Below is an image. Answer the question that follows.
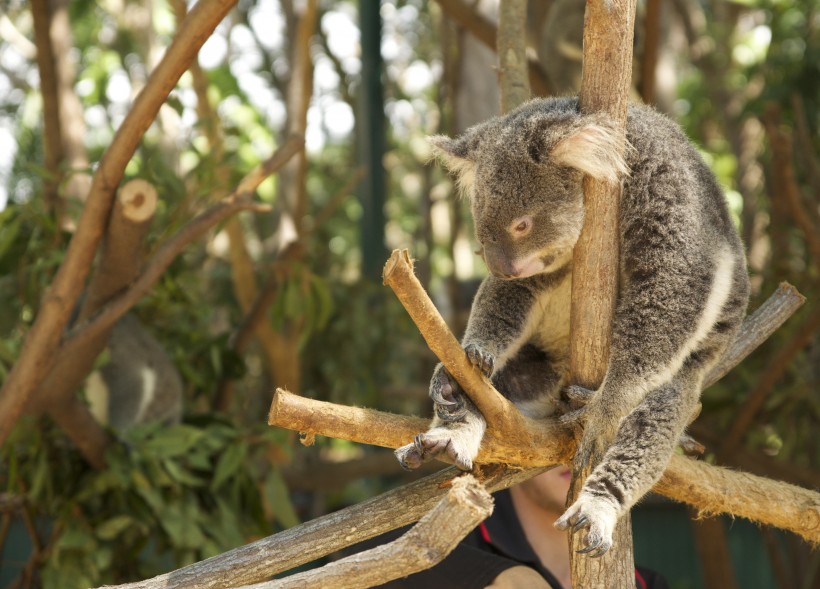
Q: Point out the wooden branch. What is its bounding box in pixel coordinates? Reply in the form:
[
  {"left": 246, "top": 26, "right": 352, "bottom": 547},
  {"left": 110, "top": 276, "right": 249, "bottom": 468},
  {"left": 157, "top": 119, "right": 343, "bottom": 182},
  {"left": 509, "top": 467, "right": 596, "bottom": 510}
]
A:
[
  {"left": 105, "top": 272, "right": 816, "bottom": 589},
  {"left": 761, "top": 104, "right": 820, "bottom": 266},
  {"left": 61, "top": 137, "right": 303, "bottom": 356},
  {"left": 81, "top": 179, "right": 158, "bottom": 317},
  {"left": 433, "top": 0, "right": 553, "bottom": 96},
  {"left": 381, "top": 251, "right": 571, "bottom": 463},
  {"left": 704, "top": 282, "right": 805, "bottom": 387},
  {"left": 25, "top": 180, "right": 158, "bottom": 467},
  {"left": 790, "top": 94, "right": 820, "bottom": 198},
  {"left": 279, "top": 262, "right": 797, "bottom": 450},
  {"left": 51, "top": 0, "right": 91, "bottom": 204},
  {"left": 270, "top": 391, "right": 820, "bottom": 543},
  {"left": 719, "top": 303, "right": 820, "bottom": 459},
  {"left": 31, "top": 0, "right": 65, "bottom": 214},
  {"left": 639, "top": 0, "right": 661, "bottom": 105},
  {"left": 247, "top": 475, "right": 493, "bottom": 589},
  {"left": 571, "top": 0, "right": 637, "bottom": 583},
  {"left": 497, "top": 0, "right": 530, "bottom": 112},
  {"left": 0, "top": 0, "right": 237, "bottom": 448},
  {"left": 96, "top": 466, "right": 541, "bottom": 589}
]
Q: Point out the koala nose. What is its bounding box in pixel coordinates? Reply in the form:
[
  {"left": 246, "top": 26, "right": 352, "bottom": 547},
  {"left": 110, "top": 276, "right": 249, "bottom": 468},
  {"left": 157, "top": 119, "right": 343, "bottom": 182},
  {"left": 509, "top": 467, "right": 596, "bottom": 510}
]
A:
[{"left": 483, "top": 244, "right": 518, "bottom": 278}]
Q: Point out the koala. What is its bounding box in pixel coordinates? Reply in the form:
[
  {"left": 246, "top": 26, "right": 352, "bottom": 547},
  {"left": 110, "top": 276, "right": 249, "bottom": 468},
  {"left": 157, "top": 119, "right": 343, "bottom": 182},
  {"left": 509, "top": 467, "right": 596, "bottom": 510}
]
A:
[{"left": 395, "top": 97, "right": 750, "bottom": 556}]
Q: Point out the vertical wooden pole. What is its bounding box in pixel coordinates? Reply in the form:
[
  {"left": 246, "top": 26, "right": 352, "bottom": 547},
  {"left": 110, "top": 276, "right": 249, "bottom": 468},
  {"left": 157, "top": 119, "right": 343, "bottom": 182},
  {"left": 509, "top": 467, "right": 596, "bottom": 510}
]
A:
[
  {"left": 497, "top": 0, "right": 531, "bottom": 113},
  {"left": 569, "top": 0, "right": 637, "bottom": 587}
]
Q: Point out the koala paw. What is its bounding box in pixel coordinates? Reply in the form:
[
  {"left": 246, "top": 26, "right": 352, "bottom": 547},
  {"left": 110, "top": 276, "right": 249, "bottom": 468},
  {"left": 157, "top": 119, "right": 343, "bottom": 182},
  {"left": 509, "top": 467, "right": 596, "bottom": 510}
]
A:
[
  {"left": 464, "top": 343, "right": 494, "bottom": 377},
  {"left": 562, "top": 384, "right": 595, "bottom": 407},
  {"left": 558, "top": 385, "right": 595, "bottom": 427},
  {"left": 555, "top": 495, "right": 618, "bottom": 558},
  {"left": 394, "top": 425, "right": 481, "bottom": 471},
  {"left": 429, "top": 365, "right": 468, "bottom": 422}
]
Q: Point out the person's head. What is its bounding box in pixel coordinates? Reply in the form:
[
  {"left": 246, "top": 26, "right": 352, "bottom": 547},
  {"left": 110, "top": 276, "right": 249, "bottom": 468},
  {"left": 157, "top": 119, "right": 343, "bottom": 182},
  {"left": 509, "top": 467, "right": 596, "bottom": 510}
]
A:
[{"left": 514, "top": 465, "right": 572, "bottom": 514}]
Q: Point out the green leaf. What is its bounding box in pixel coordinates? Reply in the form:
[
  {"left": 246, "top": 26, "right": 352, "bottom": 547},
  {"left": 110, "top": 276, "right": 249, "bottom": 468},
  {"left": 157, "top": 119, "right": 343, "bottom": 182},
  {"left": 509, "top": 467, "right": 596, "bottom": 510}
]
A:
[
  {"left": 96, "top": 515, "right": 137, "bottom": 540},
  {"left": 157, "top": 503, "right": 206, "bottom": 549},
  {"left": 264, "top": 468, "right": 300, "bottom": 529},
  {"left": 0, "top": 209, "right": 21, "bottom": 261},
  {"left": 56, "top": 526, "right": 97, "bottom": 551},
  {"left": 142, "top": 425, "right": 205, "bottom": 458},
  {"left": 163, "top": 459, "right": 206, "bottom": 487},
  {"left": 211, "top": 441, "right": 247, "bottom": 491}
]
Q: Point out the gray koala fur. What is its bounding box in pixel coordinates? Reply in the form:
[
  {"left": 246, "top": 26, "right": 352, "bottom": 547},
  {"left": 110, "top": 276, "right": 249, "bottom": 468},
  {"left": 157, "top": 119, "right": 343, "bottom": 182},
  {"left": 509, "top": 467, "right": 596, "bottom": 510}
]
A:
[{"left": 394, "top": 97, "right": 750, "bottom": 556}]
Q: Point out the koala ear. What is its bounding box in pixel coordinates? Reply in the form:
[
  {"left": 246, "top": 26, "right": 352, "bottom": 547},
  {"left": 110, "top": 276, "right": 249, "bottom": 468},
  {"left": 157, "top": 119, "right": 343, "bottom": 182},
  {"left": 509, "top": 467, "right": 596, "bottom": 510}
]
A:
[
  {"left": 550, "top": 123, "right": 631, "bottom": 183},
  {"left": 428, "top": 134, "right": 478, "bottom": 195}
]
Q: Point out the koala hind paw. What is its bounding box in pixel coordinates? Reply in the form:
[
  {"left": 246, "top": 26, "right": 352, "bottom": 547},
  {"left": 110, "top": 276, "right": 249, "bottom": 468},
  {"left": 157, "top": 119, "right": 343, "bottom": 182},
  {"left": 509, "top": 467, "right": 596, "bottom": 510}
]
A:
[
  {"left": 429, "top": 368, "right": 468, "bottom": 422},
  {"left": 554, "top": 495, "right": 618, "bottom": 558},
  {"left": 394, "top": 427, "right": 479, "bottom": 471}
]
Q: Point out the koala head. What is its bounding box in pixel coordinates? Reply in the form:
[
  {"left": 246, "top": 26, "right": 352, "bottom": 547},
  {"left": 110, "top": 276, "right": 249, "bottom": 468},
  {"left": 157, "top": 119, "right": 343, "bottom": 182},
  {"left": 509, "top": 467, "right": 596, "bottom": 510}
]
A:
[{"left": 430, "top": 99, "right": 629, "bottom": 279}]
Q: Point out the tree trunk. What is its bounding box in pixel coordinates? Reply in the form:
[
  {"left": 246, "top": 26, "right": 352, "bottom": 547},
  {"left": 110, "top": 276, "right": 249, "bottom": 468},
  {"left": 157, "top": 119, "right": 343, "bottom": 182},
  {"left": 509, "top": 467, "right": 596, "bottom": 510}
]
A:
[{"left": 568, "top": 0, "right": 637, "bottom": 586}]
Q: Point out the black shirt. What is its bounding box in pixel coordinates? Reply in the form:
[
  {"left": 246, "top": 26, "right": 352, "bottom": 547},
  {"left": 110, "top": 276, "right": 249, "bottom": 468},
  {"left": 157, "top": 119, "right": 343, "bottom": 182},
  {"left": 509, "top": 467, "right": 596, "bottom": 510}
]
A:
[{"left": 369, "top": 489, "right": 669, "bottom": 589}]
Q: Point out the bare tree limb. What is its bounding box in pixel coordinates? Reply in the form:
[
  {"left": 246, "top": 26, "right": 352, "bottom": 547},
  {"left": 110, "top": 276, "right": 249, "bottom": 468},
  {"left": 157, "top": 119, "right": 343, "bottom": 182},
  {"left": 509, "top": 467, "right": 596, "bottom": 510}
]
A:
[
  {"left": 382, "top": 251, "right": 570, "bottom": 462},
  {"left": 497, "top": 0, "right": 530, "bottom": 112},
  {"left": 0, "top": 0, "right": 238, "bottom": 448},
  {"left": 51, "top": 0, "right": 91, "bottom": 204},
  {"left": 705, "top": 282, "right": 805, "bottom": 387},
  {"left": 761, "top": 104, "right": 820, "bottom": 266},
  {"left": 639, "top": 0, "right": 661, "bottom": 104},
  {"left": 25, "top": 180, "right": 158, "bottom": 467},
  {"left": 31, "top": 0, "right": 65, "bottom": 214},
  {"left": 569, "top": 0, "right": 638, "bottom": 583},
  {"left": 719, "top": 303, "right": 820, "bottom": 460},
  {"left": 245, "top": 475, "right": 494, "bottom": 589}
]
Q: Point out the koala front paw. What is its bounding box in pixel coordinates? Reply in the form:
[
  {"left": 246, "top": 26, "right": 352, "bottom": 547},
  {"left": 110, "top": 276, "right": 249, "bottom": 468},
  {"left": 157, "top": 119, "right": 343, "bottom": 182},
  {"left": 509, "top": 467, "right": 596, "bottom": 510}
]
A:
[
  {"left": 558, "top": 385, "right": 595, "bottom": 428},
  {"left": 554, "top": 494, "right": 618, "bottom": 558},
  {"left": 570, "top": 403, "right": 620, "bottom": 471},
  {"left": 429, "top": 365, "right": 468, "bottom": 422},
  {"left": 394, "top": 425, "right": 481, "bottom": 471},
  {"left": 464, "top": 343, "right": 494, "bottom": 377}
]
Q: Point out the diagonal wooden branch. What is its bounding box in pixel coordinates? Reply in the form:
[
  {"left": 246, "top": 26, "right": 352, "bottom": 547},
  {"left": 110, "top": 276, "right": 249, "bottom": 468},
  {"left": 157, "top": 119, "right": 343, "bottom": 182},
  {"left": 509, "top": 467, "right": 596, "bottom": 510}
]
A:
[
  {"left": 26, "top": 180, "right": 159, "bottom": 468},
  {"left": 243, "top": 475, "right": 494, "bottom": 589},
  {"left": 97, "top": 465, "right": 539, "bottom": 589},
  {"left": 62, "top": 136, "right": 304, "bottom": 357},
  {"left": 0, "top": 0, "right": 238, "bottom": 447}
]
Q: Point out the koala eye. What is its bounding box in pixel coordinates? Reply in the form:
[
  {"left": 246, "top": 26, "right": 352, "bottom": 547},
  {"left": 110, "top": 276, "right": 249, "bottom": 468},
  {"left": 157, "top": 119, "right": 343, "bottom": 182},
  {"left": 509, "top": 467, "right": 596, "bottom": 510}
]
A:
[{"left": 509, "top": 216, "right": 533, "bottom": 238}]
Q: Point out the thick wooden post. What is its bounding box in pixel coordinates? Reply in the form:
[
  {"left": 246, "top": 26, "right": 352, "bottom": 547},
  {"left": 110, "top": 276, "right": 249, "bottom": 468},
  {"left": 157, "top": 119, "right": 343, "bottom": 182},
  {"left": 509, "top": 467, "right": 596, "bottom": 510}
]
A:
[{"left": 568, "top": 0, "right": 638, "bottom": 587}]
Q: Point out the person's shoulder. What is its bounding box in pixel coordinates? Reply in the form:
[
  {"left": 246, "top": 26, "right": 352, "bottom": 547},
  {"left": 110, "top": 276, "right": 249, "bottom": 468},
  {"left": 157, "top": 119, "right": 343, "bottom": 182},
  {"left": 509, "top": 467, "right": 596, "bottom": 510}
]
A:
[{"left": 636, "top": 566, "right": 671, "bottom": 589}]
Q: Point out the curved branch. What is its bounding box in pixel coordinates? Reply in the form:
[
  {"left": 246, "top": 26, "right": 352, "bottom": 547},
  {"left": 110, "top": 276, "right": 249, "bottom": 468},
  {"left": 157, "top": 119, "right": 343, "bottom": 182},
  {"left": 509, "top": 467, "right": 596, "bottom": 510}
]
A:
[{"left": 249, "top": 475, "right": 493, "bottom": 589}]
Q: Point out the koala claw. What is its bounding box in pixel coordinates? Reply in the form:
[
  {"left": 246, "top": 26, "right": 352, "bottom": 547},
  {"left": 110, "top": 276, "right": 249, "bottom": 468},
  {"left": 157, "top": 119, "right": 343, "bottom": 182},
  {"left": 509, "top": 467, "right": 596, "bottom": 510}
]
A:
[
  {"left": 555, "top": 495, "right": 617, "bottom": 558},
  {"left": 464, "top": 343, "right": 494, "bottom": 377},
  {"left": 394, "top": 429, "right": 475, "bottom": 471},
  {"left": 562, "top": 384, "right": 595, "bottom": 405},
  {"left": 429, "top": 368, "right": 468, "bottom": 422}
]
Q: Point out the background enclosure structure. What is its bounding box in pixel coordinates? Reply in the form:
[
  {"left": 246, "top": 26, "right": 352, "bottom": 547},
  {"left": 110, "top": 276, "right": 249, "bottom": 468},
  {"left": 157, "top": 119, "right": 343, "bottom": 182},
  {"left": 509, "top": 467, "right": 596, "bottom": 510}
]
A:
[{"left": 0, "top": 0, "right": 818, "bottom": 588}]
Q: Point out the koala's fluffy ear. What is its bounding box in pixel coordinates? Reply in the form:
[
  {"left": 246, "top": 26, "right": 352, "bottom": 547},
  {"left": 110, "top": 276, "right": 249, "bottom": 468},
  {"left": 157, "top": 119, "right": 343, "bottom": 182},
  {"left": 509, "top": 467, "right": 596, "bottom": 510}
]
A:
[
  {"left": 550, "top": 123, "right": 632, "bottom": 183},
  {"left": 428, "top": 134, "right": 478, "bottom": 195}
]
